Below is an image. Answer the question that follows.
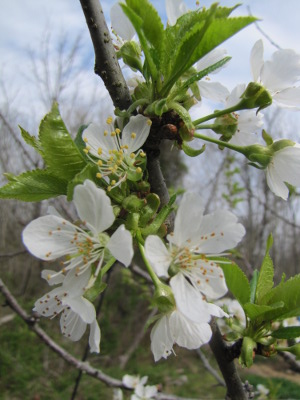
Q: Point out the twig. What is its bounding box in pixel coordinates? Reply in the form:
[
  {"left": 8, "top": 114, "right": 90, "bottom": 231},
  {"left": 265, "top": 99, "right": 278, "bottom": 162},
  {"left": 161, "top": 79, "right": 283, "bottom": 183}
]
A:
[
  {"left": 78, "top": 0, "right": 132, "bottom": 110},
  {"left": 278, "top": 351, "right": 300, "bottom": 373},
  {"left": 0, "top": 278, "right": 197, "bottom": 400},
  {"left": 196, "top": 348, "right": 225, "bottom": 387}
]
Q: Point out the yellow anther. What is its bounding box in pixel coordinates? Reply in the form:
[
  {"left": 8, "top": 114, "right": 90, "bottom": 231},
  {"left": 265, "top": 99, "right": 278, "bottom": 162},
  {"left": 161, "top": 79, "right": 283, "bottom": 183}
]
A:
[
  {"left": 83, "top": 137, "right": 88, "bottom": 143},
  {"left": 131, "top": 132, "right": 136, "bottom": 139},
  {"left": 147, "top": 119, "right": 152, "bottom": 126},
  {"left": 96, "top": 173, "right": 102, "bottom": 179},
  {"left": 109, "top": 150, "right": 112, "bottom": 154},
  {"left": 111, "top": 131, "right": 116, "bottom": 137},
  {"left": 112, "top": 149, "right": 118, "bottom": 154},
  {"left": 111, "top": 180, "right": 116, "bottom": 185},
  {"left": 115, "top": 128, "right": 121, "bottom": 134},
  {"left": 107, "top": 186, "right": 112, "bottom": 192},
  {"left": 97, "top": 160, "right": 103, "bottom": 167},
  {"left": 136, "top": 167, "right": 142, "bottom": 174},
  {"left": 124, "top": 145, "right": 129, "bottom": 149},
  {"left": 130, "top": 153, "right": 135, "bottom": 159},
  {"left": 47, "top": 274, "right": 52, "bottom": 281},
  {"left": 83, "top": 148, "right": 89, "bottom": 154},
  {"left": 140, "top": 151, "right": 146, "bottom": 157},
  {"left": 106, "top": 116, "right": 113, "bottom": 124},
  {"left": 108, "top": 167, "right": 114, "bottom": 171},
  {"left": 109, "top": 156, "right": 114, "bottom": 162},
  {"left": 104, "top": 130, "right": 108, "bottom": 136},
  {"left": 196, "top": 0, "right": 200, "bottom": 4},
  {"left": 97, "top": 147, "right": 103, "bottom": 155}
]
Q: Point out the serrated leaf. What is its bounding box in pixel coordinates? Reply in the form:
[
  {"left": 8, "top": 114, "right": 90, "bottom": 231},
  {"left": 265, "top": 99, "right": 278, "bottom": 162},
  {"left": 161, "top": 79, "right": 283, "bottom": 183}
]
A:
[
  {"left": 182, "top": 142, "right": 205, "bottom": 157},
  {"left": 39, "top": 103, "right": 86, "bottom": 180},
  {"left": 243, "top": 302, "right": 284, "bottom": 321},
  {"left": 271, "top": 326, "right": 300, "bottom": 340},
  {"left": 221, "top": 262, "right": 250, "bottom": 306},
  {"left": 263, "top": 274, "right": 300, "bottom": 321},
  {"left": 256, "top": 234, "right": 274, "bottom": 304},
  {"left": 0, "top": 169, "right": 67, "bottom": 201},
  {"left": 19, "top": 126, "right": 44, "bottom": 156}
]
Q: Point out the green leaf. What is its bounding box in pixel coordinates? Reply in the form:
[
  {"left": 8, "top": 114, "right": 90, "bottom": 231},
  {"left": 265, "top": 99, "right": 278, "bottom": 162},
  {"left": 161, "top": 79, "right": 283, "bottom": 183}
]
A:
[
  {"left": 182, "top": 142, "right": 205, "bottom": 157},
  {"left": 125, "top": 0, "right": 165, "bottom": 68},
  {"left": 0, "top": 169, "right": 67, "bottom": 201},
  {"left": 263, "top": 274, "right": 300, "bottom": 321},
  {"left": 256, "top": 234, "right": 274, "bottom": 304},
  {"left": 250, "top": 269, "right": 259, "bottom": 303},
  {"left": 271, "top": 326, "right": 300, "bottom": 340},
  {"left": 39, "top": 103, "right": 86, "bottom": 180},
  {"left": 243, "top": 302, "right": 284, "bottom": 321},
  {"left": 221, "top": 262, "right": 250, "bottom": 306},
  {"left": 19, "top": 126, "right": 44, "bottom": 156}
]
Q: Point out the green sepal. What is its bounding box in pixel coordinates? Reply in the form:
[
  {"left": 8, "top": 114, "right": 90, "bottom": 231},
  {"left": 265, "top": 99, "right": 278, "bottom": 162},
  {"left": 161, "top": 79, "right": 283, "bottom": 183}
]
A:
[
  {"left": 66, "top": 164, "right": 99, "bottom": 201},
  {"left": 272, "top": 326, "right": 300, "bottom": 340},
  {"left": 19, "top": 126, "right": 44, "bottom": 156},
  {"left": 255, "top": 234, "right": 274, "bottom": 304},
  {"left": 139, "top": 193, "right": 160, "bottom": 226},
  {"left": 125, "top": 212, "right": 140, "bottom": 232},
  {"left": 239, "top": 336, "right": 256, "bottom": 368},
  {"left": 221, "top": 262, "right": 250, "bottom": 306},
  {"left": 153, "top": 281, "right": 176, "bottom": 314},
  {"left": 144, "top": 99, "right": 168, "bottom": 117},
  {"left": 39, "top": 103, "right": 86, "bottom": 180},
  {"left": 140, "top": 194, "right": 176, "bottom": 236},
  {"left": 182, "top": 142, "right": 205, "bottom": 157},
  {"left": 262, "top": 129, "right": 273, "bottom": 146},
  {"left": 117, "top": 40, "right": 143, "bottom": 72},
  {"left": 250, "top": 269, "right": 259, "bottom": 303},
  {"left": 122, "top": 194, "right": 146, "bottom": 212},
  {"left": 84, "top": 281, "right": 107, "bottom": 303},
  {"left": 0, "top": 169, "right": 67, "bottom": 201}
]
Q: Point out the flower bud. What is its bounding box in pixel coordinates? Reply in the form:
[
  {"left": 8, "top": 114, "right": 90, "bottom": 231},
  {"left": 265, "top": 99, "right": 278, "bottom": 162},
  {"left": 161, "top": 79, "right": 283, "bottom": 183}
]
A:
[
  {"left": 239, "top": 336, "right": 257, "bottom": 367},
  {"left": 212, "top": 113, "right": 238, "bottom": 140},
  {"left": 240, "top": 82, "right": 272, "bottom": 112},
  {"left": 153, "top": 282, "right": 176, "bottom": 314},
  {"left": 122, "top": 194, "right": 146, "bottom": 212}
]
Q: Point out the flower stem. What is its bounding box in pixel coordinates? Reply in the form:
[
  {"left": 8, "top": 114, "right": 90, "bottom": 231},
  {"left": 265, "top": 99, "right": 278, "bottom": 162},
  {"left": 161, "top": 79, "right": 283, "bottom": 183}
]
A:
[
  {"left": 137, "top": 239, "right": 161, "bottom": 288},
  {"left": 193, "top": 103, "right": 241, "bottom": 126},
  {"left": 193, "top": 132, "right": 247, "bottom": 155},
  {"left": 100, "top": 256, "right": 116, "bottom": 279}
]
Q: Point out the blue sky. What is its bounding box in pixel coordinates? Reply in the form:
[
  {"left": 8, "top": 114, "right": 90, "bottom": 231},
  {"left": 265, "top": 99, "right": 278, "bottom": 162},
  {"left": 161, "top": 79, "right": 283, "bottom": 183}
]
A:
[{"left": 1, "top": 0, "right": 300, "bottom": 129}]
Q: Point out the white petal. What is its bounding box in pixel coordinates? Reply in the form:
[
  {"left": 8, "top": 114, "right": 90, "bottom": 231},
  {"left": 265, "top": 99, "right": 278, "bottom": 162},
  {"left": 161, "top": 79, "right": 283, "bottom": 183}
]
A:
[
  {"left": 107, "top": 224, "right": 133, "bottom": 267},
  {"left": 170, "top": 274, "right": 211, "bottom": 323},
  {"left": 225, "top": 84, "right": 246, "bottom": 108},
  {"left": 145, "top": 235, "right": 172, "bottom": 277},
  {"left": 193, "top": 210, "right": 245, "bottom": 253},
  {"left": 198, "top": 81, "right": 229, "bottom": 103},
  {"left": 82, "top": 123, "right": 116, "bottom": 158},
  {"left": 272, "top": 145, "right": 300, "bottom": 186},
  {"left": 89, "top": 319, "right": 101, "bottom": 353},
  {"left": 110, "top": 3, "right": 135, "bottom": 41},
  {"left": 165, "top": 0, "right": 188, "bottom": 26},
  {"left": 250, "top": 40, "right": 264, "bottom": 82},
  {"left": 63, "top": 267, "right": 91, "bottom": 295},
  {"left": 150, "top": 315, "right": 174, "bottom": 361},
  {"left": 273, "top": 87, "right": 300, "bottom": 108},
  {"left": 169, "top": 310, "right": 212, "bottom": 349},
  {"left": 123, "top": 375, "right": 140, "bottom": 389},
  {"left": 33, "top": 287, "right": 64, "bottom": 317},
  {"left": 169, "top": 192, "right": 204, "bottom": 246},
  {"left": 74, "top": 180, "right": 115, "bottom": 235},
  {"left": 41, "top": 269, "right": 65, "bottom": 286},
  {"left": 22, "top": 215, "right": 77, "bottom": 261},
  {"left": 121, "top": 115, "right": 151, "bottom": 153},
  {"left": 60, "top": 309, "right": 87, "bottom": 341},
  {"left": 266, "top": 164, "right": 289, "bottom": 200},
  {"left": 62, "top": 296, "right": 95, "bottom": 324}
]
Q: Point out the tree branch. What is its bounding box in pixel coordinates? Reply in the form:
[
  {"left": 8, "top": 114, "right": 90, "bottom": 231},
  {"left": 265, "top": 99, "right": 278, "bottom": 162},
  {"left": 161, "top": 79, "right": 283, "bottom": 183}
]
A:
[{"left": 78, "top": 0, "right": 132, "bottom": 110}]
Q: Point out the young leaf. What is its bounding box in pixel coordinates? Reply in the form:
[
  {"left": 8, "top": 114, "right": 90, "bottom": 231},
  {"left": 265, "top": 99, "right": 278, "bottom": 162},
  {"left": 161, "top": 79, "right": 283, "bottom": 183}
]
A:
[
  {"left": 66, "top": 164, "right": 99, "bottom": 201},
  {"left": 0, "top": 169, "right": 67, "bottom": 201},
  {"left": 181, "top": 142, "right": 205, "bottom": 157},
  {"left": 19, "top": 126, "right": 44, "bottom": 156},
  {"left": 221, "top": 262, "right": 250, "bottom": 306},
  {"left": 243, "top": 302, "right": 284, "bottom": 321},
  {"left": 39, "top": 103, "right": 86, "bottom": 180},
  {"left": 250, "top": 269, "right": 259, "bottom": 303},
  {"left": 255, "top": 234, "right": 274, "bottom": 304},
  {"left": 271, "top": 326, "right": 300, "bottom": 340}
]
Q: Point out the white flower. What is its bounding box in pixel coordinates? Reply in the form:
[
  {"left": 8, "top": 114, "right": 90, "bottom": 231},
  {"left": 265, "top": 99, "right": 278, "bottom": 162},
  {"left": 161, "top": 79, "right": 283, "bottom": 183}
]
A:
[
  {"left": 34, "top": 267, "right": 101, "bottom": 352},
  {"left": 83, "top": 115, "right": 151, "bottom": 190},
  {"left": 165, "top": 0, "right": 189, "bottom": 26},
  {"left": 225, "top": 84, "right": 264, "bottom": 146},
  {"left": 251, "top": 39, "right": 300, "bottom": 108},
  {"left": 123, "top": 375, "right": 157, "bottom": 400},
  {"left": 266, "top": 143, "right": 300, "bottom": 200},
  {"left": 110, "top": 3, "right": 135, "bottom": 42},
  {"left": 145, "top": 192, "right": 245, "bottom": 316},
  {"left": 22, "top": 180, "right": 134, "bottom": 280},
  {"left": 196, "top": 48, "right": 230, "bottom": 103},
  {"left": 150, "top": 307, "right": 212, "bottom": 362}
]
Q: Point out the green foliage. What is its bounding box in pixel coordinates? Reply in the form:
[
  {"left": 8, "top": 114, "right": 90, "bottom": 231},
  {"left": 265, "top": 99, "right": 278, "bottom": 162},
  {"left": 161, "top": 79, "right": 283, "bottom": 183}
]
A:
[
  {"left": 0, "top": 169, "right": 67, "bottom": 201},
  {"left": 19, "top": 126, "right": 44, "bottom": 156},
  {"left": 255, "top": 234, "right": 274, "bottom": 304},
  {"left": 221, "top": 261, "right": 250, "bottom": 305},
  {"left": 271, "top": 326, "right": 300, "bottom": 340}
]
